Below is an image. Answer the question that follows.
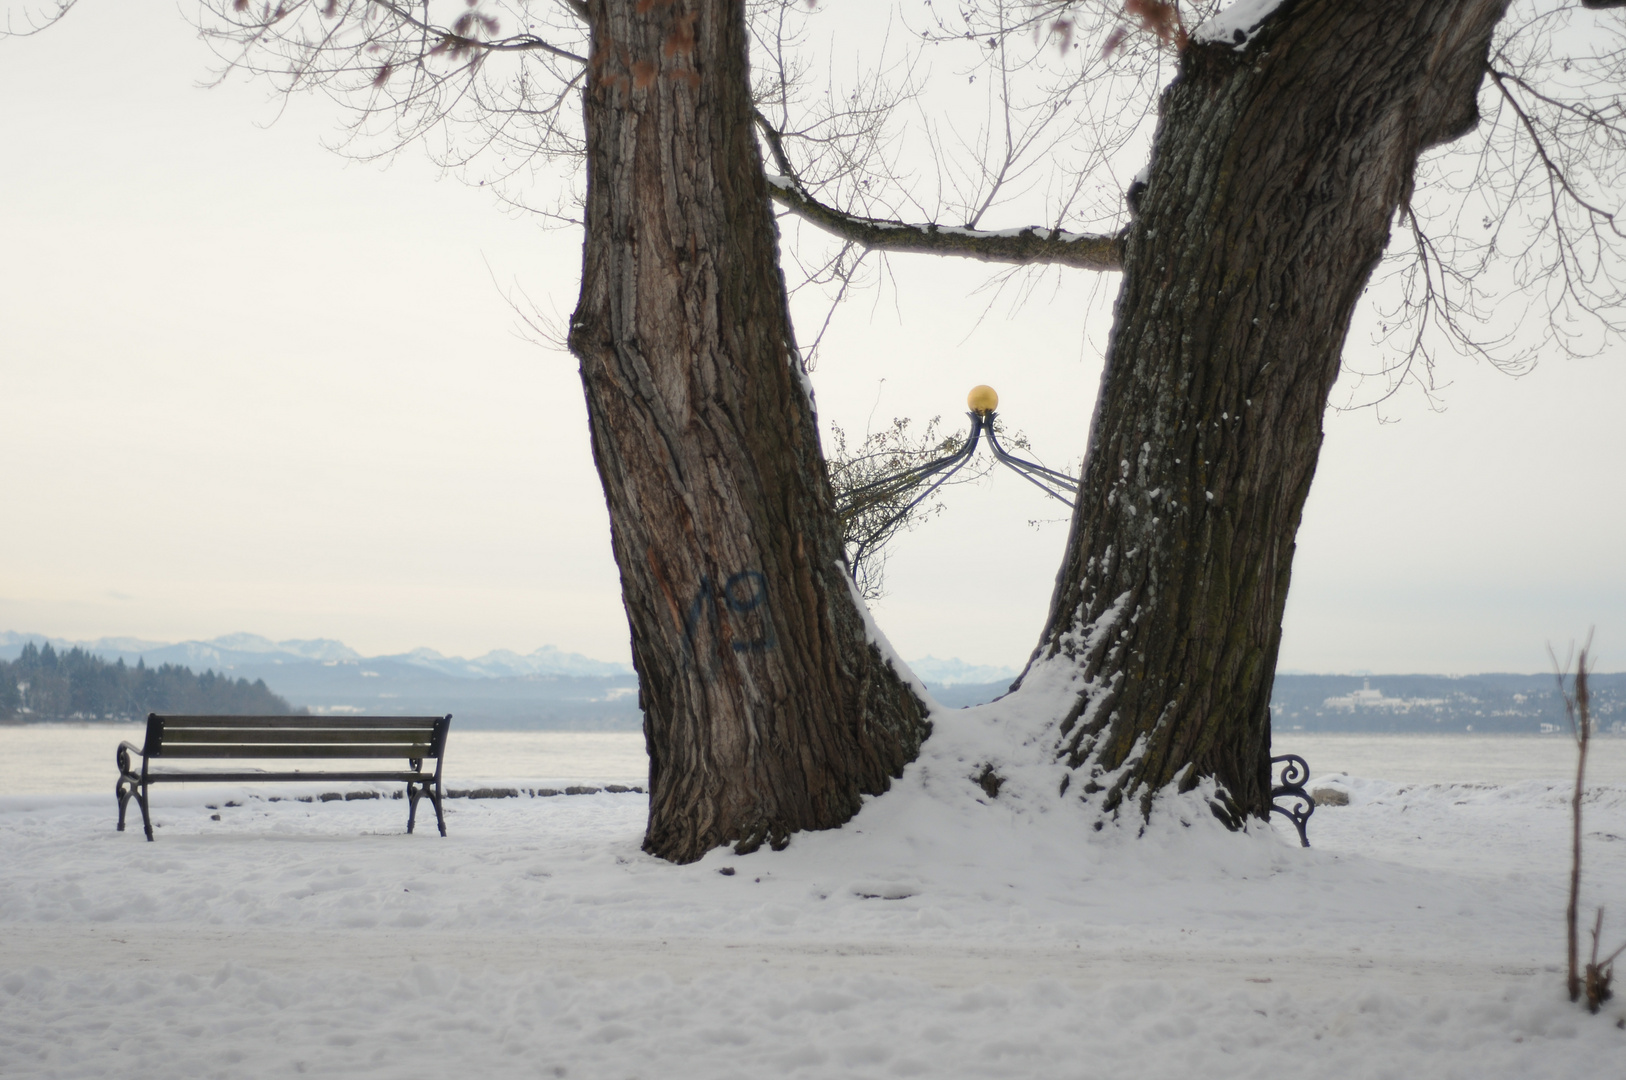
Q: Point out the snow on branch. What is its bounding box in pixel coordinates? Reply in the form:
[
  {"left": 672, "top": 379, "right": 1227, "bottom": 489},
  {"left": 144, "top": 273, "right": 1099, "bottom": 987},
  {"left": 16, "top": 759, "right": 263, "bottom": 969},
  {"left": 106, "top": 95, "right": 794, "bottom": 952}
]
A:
[
  {"left": 1193, "top": 0, "right": 1286, "bottom": 50},
  {"left": 754, "top": 112, "right": 1122, "bottom": 273},
  {"left": 765, "top": 179, "right": 1124, "bottom": 272}
]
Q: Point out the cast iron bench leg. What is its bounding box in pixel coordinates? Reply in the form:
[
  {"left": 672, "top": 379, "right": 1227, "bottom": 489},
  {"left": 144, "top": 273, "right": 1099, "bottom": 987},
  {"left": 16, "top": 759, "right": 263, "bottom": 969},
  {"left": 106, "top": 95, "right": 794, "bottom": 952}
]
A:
[
  {"left": 430, "top": 784, "right": 446, "bottom": 838},
  {"left": 406, "top": 782, "right": 421, "bottom": 835},
  {"left": 136, "top": 782, "right": 154, "bottom": 842}
]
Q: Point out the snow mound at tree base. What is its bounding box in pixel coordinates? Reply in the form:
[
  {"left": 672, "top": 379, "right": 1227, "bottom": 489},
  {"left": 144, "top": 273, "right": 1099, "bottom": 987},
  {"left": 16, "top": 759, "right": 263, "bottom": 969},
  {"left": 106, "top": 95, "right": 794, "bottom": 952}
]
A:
[{"left": 848, "top": 645, "right": 1252, "bottom": 877}]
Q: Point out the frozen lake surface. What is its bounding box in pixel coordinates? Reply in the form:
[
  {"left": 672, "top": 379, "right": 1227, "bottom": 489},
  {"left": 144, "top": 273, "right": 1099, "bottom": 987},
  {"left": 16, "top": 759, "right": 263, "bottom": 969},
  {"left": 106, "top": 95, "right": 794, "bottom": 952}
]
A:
[
  {"left": 1271, "top": 731, "right": 1626, "bottom": 785},
  {"left": 0, "top": 724, "right": 649, "bottom": 796},
  {"left": 5, "top": 723, "right": 1626, "bottom": 796}
]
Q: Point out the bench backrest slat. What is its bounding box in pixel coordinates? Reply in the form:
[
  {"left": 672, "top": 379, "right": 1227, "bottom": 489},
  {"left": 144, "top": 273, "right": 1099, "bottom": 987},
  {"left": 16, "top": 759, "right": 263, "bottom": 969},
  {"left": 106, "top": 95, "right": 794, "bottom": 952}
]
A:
[
  {"left": 156, "top": 744, "right": 436, "bottom": 760},
  {"left": 154, "top": 715, "right": 443, "bottom": 730},
  {"left": 162, "top": 728, "right": 434, "bottom": 746},
  {"left": 144, "top": 714, "right": 450, "bottom": 761}
]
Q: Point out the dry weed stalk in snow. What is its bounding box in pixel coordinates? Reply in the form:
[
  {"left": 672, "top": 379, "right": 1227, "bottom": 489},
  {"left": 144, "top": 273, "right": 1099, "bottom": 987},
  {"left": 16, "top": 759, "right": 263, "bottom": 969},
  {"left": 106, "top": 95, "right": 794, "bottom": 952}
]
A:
[{"left": 1556, "top": 641, "right": 1626, "bottom": 1015}]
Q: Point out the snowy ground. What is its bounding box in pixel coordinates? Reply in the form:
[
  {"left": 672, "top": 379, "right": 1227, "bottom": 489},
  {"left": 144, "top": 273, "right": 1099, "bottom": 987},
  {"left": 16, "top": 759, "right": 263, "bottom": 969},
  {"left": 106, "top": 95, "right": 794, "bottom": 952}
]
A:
[{"left": 4, "top": 729, "right": 1626, "bottom": 1077}]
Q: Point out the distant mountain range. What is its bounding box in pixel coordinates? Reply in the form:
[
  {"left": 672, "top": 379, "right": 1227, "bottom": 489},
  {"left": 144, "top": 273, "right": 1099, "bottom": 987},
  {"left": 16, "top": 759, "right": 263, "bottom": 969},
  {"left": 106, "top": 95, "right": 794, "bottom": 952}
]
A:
[
  {"left": 907, "top": 656, "right": 1020, "bottom": 686},
  {"left": 0, "top": 631, "right": 632, "bottom": 679}
]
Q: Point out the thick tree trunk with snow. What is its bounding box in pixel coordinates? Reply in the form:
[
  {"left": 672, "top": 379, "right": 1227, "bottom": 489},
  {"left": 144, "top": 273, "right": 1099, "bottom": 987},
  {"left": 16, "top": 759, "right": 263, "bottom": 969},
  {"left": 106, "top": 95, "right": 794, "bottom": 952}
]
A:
[
  {"left": 1031, "top": 0, "right": 1507, "bottom": 823},
  {"left": 568, "top": 0, "right": 928, "bottom": 863}
]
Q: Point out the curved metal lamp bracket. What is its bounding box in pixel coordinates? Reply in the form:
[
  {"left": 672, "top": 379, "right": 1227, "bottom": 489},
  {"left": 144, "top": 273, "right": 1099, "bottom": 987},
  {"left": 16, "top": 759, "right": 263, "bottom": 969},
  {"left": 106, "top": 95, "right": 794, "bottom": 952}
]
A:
[{"left": 836, "top": 395, "right": 1079, "bottom": 566}]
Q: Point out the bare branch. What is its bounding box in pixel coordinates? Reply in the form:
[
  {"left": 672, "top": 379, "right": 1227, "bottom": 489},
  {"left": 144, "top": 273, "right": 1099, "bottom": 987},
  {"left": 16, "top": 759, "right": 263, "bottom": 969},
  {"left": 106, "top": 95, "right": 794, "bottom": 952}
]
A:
[
  {"left": 756, "top": 109, "right": 1122, "bottom": 271},
  {"left": 2, "top": 0, "right": 76, "bottom": 38},
  {"left": 768, "top": 175, "right": 1123, "bottom": 270},
  {"left": 1489, "top": 66, "right": 1621, "bottom": 229},
  {"left": 363, "top": 0, "right": 586, "bottom": 63},
  {"left": 188, "top": 0, "right": 1626, "bottom": 399}
]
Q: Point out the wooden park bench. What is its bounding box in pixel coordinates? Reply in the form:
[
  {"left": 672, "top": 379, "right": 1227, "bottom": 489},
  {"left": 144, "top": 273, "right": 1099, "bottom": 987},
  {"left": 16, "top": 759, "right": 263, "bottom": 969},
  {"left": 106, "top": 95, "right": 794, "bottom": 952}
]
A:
[{"left": 116, "top": 713, "right": 451, "bottom": 841}]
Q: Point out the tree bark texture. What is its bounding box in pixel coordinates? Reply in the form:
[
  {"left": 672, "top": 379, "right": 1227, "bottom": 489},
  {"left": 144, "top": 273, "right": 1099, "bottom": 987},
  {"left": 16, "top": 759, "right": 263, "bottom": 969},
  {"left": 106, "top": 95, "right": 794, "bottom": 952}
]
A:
[
  {"left": 1030, "top": 0, "right": 1507, "bottom": 823},
  {"left": 568, "top": 0, "right": 928, "bottom": 863}
]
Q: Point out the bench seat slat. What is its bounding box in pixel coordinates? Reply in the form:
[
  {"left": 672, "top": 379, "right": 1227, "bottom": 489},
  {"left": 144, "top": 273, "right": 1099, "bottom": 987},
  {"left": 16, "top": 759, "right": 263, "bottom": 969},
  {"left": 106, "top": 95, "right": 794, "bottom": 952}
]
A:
[
  {"left": 137, "top": 770, "right": 434, "bottom": 783},
  {"left": 161, "top": 728, "right": 435, "bottom": 746},
  {"left": 154, "top": 715, "right": 442, "bottom": 730},
  {"left": 155, "top": 744, "right": 434, "bottom": 759}
]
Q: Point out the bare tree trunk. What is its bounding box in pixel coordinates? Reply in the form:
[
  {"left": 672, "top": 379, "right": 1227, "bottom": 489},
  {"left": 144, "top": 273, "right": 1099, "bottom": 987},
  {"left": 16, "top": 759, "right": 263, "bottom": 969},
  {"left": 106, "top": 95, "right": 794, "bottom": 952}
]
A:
[
  {"left": 1029, "top": 0, "right": 1508, "bottom": 824},
  {"left": 1568, "top": 654, "right": 1591, "bottom": 1003},
  {"left": 568, "top": 0, "right": 928, "bottom": 863}
]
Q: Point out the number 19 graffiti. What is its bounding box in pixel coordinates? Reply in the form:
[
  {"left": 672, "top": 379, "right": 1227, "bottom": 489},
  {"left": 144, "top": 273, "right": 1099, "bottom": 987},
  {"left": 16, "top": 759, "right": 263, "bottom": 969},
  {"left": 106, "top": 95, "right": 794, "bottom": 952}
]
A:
[{"left": 684, "top": 570, "right": 775, "bottom": 659}]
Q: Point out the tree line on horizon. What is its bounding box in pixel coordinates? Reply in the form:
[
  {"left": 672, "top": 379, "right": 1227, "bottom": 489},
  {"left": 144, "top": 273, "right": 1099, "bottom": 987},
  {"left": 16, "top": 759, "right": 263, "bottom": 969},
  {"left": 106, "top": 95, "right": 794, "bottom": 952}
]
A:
[{"left": 0, "top": 642, "right": 299, "bottom": 723}]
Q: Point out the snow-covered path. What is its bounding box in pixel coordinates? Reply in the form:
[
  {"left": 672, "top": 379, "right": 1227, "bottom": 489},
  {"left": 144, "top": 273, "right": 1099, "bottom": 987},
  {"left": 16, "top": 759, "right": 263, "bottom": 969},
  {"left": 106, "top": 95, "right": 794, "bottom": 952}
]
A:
[
  {"left": 0, "top": 928, "right": 1582, "bottom": 1078},
  {"left": 0, "top": 925, "right": 1543, "bottom": 990}
]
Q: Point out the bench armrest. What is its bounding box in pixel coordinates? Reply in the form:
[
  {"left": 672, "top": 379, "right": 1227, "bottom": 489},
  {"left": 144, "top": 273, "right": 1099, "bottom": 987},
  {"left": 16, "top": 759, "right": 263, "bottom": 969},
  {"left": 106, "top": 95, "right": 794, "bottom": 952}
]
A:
[{"left": 116, "top": 740, "right": 146, "bottom": 779}]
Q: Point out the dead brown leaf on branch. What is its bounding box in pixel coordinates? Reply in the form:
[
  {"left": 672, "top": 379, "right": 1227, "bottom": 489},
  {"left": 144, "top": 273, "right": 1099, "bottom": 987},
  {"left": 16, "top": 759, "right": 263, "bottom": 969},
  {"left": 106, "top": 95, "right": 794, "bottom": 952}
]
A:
[{"left": 1105, "top": 0, "right": 1188, "bottom": 58}]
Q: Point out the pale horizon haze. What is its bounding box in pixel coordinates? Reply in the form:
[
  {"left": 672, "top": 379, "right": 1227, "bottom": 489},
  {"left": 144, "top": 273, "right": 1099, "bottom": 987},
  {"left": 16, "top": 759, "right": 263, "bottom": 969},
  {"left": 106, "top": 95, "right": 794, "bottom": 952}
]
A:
[{"left": 2, "top": 0, "right": 1622, "bottom": 676}]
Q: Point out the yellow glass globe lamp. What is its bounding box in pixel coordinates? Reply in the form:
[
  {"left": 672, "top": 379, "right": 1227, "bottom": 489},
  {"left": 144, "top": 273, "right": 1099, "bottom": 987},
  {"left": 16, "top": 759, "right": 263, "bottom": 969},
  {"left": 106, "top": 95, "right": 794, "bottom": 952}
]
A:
[{"left": 967, "top": 385, "right": 999, "bottom": 415}]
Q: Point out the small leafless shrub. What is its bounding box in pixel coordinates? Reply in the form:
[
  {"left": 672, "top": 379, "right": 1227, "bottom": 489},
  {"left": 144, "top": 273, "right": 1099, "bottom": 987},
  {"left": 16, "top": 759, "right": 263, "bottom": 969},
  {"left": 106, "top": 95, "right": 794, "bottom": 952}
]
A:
[{"left": 830, "top": 416, "right": 973, "bottom": 600}]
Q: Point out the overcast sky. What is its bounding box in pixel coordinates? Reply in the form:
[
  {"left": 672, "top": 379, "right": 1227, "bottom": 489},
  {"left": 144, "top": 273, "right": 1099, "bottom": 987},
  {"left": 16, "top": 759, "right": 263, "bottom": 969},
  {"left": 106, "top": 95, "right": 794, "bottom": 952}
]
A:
[{"left": 2, "top": 0, "right": 1621, "bottom": 674}]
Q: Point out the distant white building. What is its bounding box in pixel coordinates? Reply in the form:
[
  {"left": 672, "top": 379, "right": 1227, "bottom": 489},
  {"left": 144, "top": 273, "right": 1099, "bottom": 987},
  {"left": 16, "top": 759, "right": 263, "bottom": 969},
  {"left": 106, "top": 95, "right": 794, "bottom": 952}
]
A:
[{"left": 1322, "top": 679, "right": 1446, "bottom": 713}]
